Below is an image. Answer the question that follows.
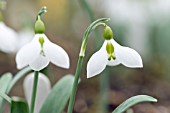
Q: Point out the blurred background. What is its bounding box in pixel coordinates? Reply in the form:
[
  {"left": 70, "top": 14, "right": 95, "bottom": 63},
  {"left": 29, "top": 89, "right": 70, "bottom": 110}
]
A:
[{"left": 1, "top": 0, "right": 170, "bottom": 113}]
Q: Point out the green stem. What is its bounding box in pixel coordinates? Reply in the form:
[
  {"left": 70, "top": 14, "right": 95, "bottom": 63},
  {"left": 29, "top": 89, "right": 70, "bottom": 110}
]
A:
[
  {"left": 30, "top": 71, "right": 39, "bottom": 113},
  {"left": 67, "top": 18, "right": 110, "bottom": 113},
  {"left": 67, "top": 56, "right": 84, "bottom": 113},
  {"left": 78, "top": 3, "right": 109, "bottom": 112}
]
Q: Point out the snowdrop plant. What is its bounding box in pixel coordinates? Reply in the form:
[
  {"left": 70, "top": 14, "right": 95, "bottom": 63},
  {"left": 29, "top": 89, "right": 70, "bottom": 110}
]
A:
[
  {"left": 67, "top": 19, "right": 154, "bottom": 113},
  {"left": 0, "top": 6, "right": 157, "bottom": 113},
  {"left": 15, "top": 7, "right": 70, "bottom": 113},
  {"left": 16, "top": 7, "right": 69, "bottom": 71}
]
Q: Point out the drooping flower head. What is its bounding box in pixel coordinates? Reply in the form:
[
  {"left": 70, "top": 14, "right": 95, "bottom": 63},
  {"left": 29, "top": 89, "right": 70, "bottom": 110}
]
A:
[
  {"left": 16, "top": 7, "right": 70, "bottom": 71},
  {"left": 87, "top": 25, "right": 143, "bottom": 78}
]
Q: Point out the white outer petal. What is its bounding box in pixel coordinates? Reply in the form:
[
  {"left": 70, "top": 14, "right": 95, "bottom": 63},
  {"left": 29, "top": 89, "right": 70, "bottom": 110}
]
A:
[
  {"left": 43, "top": 35, "right": 70, "bottom": 69},
  {"left": 29, "top": 55, "right": 49, "bottom": 71},
  {"left": 0, "top": 22, "right": 18, "bottom": 53},
  {"left": 111, "top": 39, "right": 143, "bottom": 68},
  {"left": 87, "top": 41, "right": 108, "bottom": 78},
  {"left": 23, "top": 72, "right": 51, "bottom": 113},
  {"left": 16, "top": 36, "right": 41, "bottom": 69}
]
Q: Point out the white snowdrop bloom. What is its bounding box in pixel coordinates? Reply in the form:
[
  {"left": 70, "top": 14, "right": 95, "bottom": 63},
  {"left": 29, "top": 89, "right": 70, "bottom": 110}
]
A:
[
  {"left": 87, "top": 39, "right": 143, "bottom": 78},
  {"left": 16, "top": 34, "right": 70, "bottom": 71},
  {"left": 87, "top": 26, "right": 143, "bottom": 78},
  {"left": 0, "top": 22, "right": 18, "bottom": 53},
  {"left": 23, "top": 72, "right": 51, "bottom": 113}
]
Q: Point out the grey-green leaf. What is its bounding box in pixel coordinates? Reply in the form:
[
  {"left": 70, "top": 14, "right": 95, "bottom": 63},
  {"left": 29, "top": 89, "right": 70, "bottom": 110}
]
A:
[
  {"left": 7, "top": 66, "right": 32, "bottom": 93},
  {"left": 39, "top": 75, "right": 74, "bottom": 113},
  {"left": 11, "top": 97, "right": 29, "bottom": 113},
  {"left": 112, "top": 95, "right": 157, "bottom": 113},
  {"left": 0, "top": 91, "right": 11, "bottom": 103},
  {"left": 0, "top": 73, "right": 12, "bottom": 112}
]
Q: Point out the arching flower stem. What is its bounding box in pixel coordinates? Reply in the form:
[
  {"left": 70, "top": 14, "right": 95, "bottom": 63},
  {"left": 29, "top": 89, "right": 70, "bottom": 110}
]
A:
[
  {"left": 67, "top": 18, "right": 110, "bottom": 113},
  {"left": 79, "top": 20, "right": 108, "bottom": 57}
]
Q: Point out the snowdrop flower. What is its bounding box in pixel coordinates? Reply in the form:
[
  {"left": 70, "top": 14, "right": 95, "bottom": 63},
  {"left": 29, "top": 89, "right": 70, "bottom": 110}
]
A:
[
  {"left": 16, "top": 16, "right": 70, "bottom": 71},
  {"left": 23, "top": 72, "right": 51, "bottom": 113},
  {"left": 87, "top": 26, "right": 143, "bottom": 78},
  {"left": 0, "top": 22, "right": 18, "bottom": 53}
]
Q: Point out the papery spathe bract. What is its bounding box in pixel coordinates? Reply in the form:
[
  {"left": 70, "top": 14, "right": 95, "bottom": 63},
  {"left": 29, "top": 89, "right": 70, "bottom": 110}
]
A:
[
  {"left": 87, "top": 39, "right": 143, "bottom": 78},
  {"left": 23, "top": 72, "right": 51, "bottom": 113},
  {"left": 16, "top": 34, "right": 70, "bottom": 71},
  {"left": 0, "top": 22, "right": 18, "bottom": 53}
]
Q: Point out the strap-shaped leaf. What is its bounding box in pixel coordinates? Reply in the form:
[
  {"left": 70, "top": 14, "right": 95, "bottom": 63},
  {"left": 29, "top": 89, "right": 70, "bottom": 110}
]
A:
[
  {"left": 0, "top": 73, "right": 12, "bottom": 113},
  {"left": 7, "top": 66, "right": 32, "bottom": 93},
  {"left": 39, "top": 75, "right": 74, "bottom": 113},
  {"left": 0, "top": 91, "right": 11, "bottom": 103},
  {"left": 0, "top": 67, "right": 31, "bottom": 113},
  {"left": 112, "top": 95, "right": 157, "bottom": 113},
  {"left": 11, "top": 97, "right": 29, "bottom": 113}
]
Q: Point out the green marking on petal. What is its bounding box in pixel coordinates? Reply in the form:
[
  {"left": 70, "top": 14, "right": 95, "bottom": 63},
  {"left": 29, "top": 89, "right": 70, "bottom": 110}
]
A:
[
  {"left": 108, "top": 56, "right": 112, "bottom": 61},
  {"left": 106, "top": 42, "right": 114, "bottom": 54},
  {"left": 112, "top": 56, "right": 116, "bottom": 60},
  {"left": 39, "top": 37, "right": 45, "bottom": 56},
  {"left": 108, "top": 55, "right": 116, "bottom": 61},
  {"left": 40, "top": 50, "right": 45, "bottom": 56},
  {"left": 39, "top": 37, "right": 45, "bottom": 48},
  {"left": 106, "top": 42, "right": 116, "bottom": 61}
]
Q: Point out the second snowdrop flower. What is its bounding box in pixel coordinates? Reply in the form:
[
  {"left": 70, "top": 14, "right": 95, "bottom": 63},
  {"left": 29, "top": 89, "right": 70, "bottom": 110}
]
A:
[
  {"left": 16, "top": 13, "right": 69, "bottom": 71},
  {"left": 87, "top": 26, "right": 143, "bottom": 78}
]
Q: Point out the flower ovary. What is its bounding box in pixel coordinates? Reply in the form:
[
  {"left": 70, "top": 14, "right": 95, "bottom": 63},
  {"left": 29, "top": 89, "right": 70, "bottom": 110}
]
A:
[
  {"left": 103, "top": 26, "right": 114, "bottom": 40},
  {"left": 34, "top": 16, "right": 45, "bottom": 34}
]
